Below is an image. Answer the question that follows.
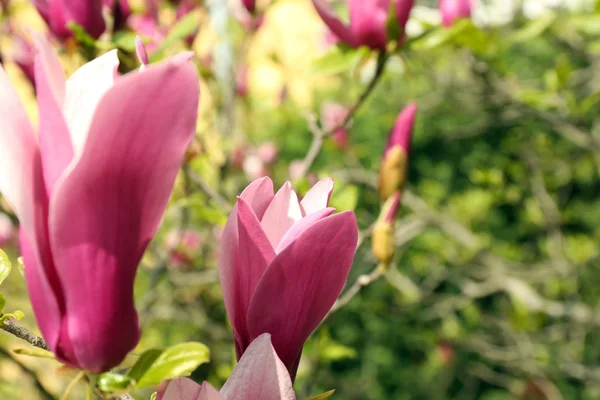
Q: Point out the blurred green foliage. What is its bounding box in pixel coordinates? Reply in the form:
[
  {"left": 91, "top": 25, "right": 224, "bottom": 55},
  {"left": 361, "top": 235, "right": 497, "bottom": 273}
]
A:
[{"left": 2, "top": 1, "right": 600, "bottom": 399}]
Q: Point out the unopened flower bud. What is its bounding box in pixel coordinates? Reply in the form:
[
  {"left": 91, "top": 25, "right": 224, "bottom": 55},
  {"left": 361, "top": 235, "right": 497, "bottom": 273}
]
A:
[
  {"left": 378, "top": 103, "right": 417, "bottom": 200},
  {"left": 372, "top": 191, "right": 401, "bottom": 265}
]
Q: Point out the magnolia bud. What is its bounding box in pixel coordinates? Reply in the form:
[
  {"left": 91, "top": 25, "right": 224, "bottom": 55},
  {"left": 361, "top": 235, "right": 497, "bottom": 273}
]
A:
[
  {"left": 378, "top": 103, "right": 417, "bottom": 200},
  {"left": 372, "top": 192, "right": 401, "bottom": 265}
]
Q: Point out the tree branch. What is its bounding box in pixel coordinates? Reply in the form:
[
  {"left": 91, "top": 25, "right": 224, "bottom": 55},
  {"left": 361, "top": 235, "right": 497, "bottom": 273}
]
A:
[{"left": 1, "top": 320, "right": 50, "bottom": 351}]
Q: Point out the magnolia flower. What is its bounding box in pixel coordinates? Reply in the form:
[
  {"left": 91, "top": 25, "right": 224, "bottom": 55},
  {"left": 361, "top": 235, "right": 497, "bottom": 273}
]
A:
[
  {"left": 159, "top": 334, "right": 296, "bottom": 400},
  {"left": 219, "top": 177, "right": 358, "bottom": 380},
  {"left": 439, "top": 0, "right": 473, "bottom": 27},
  {"left": 241, "top": 0, "right": 255, "bottom": 13},
  {"left": 312, "top": 0, "right": 415, "bottom": 50},
  {"left": 321, "top": 102, "right": 350, "bottom": 149},
  {"left": 378, "top": 103, "right": 417, "bottom": 200},
  {"left": 0, "top": 34, "right": 199, "bottom": 372},
  {"left": 31, "top": 0, "right": 105, "bottom": 40}
]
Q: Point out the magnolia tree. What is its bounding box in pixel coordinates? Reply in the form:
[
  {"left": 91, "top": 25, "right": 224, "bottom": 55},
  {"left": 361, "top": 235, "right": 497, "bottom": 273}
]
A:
[{"left": 1, "top": 0, "right": 599, "bottom": 399}]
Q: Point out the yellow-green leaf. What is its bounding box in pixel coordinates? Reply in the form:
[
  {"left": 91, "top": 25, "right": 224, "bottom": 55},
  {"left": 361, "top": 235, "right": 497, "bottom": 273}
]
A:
[
  {"left": 306, "top": 389, "right": 335, "bottom": 400},
  {"left": 0, "top": 249, "right": 12, "bottom": 286},
  {"left": 133, "top": 342, "right": 210, "bottom": 388}
]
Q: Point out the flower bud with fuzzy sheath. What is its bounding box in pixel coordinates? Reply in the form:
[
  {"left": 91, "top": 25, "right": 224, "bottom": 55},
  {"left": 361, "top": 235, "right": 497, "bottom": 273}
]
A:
[
  {"left": 372, "top": 191, "right": 400, "bottom": 266},
  {"left": 378, "top": 103, "right": 417, "bottom": 200}
]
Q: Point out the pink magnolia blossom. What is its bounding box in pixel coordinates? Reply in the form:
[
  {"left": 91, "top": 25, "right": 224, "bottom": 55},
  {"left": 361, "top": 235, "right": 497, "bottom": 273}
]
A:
[
  {"left": 11, "top": 32, "right": 36, "bottom": 86},
  {"left": 31, "top": 0, "right": 105, "bottom": 40},
  {"left": 321, "top": 102, "right": 350, "bottom": 149},
  {"left": 312, "top": 0, "right": 415, "bottom": 50},
  {"left": 219, "top": 177, "right": 358, "bottom": 380},
  {"left": 379, "top": 103, "right": 417, "bottom": 199},
  {"left": 0, "top": 213, "right": 15, "bottom": 247},
  {"left": 0, "top": 33, "right": 199, "bottom": 372},
  {"left": 159, "top": 334, "right": 296, "bottom": 400},
  {"left": 439, "top": 0, "right": 472, "bottom": 27},
  {"left": 241, "top": 0, "right": 255, "bottom": 14}
]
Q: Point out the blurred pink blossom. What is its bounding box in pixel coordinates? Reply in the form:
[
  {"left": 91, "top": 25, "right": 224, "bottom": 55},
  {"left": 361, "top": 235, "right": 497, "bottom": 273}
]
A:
[{"left": 439, "top": 0, "right": 473, "bottom": 27}]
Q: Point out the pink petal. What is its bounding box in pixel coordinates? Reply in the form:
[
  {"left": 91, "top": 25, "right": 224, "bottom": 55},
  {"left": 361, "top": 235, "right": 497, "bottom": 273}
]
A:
[
  {"left": 221, "top": 334, "right": 296, "bottom": 400},
  {"left": 219, "top": 178, "right": 274, "bottom": 357},
  {"left": 247, "top": 211, "right": 358, "bottom": 379},
  {"left": 240, "top": 177, "right": 275, "bottom": 220},
  {"left": 300, "top": 178, "right": 334, "bottom": 215},
  {"left": 199, "top": 383, "right": 224, "bottom": 400},
  {"left": 159, "top": 378, "right": 223, "bottom": 400},
  {"left": 260, "top": 182, "right": 303, "bottom": 249},
  {"left": 395, "top": 0, "right": 415, "bottom": 37},
  {"left": 348, "top": 0, "right": 389, "bottom": 49},
  {"left": 47, "top": 56, "right": 199, "bottom": 372},
  {"left": 233, "top": 198, "right": 276, "bottom": 350},
  {"left": 63, "top": 49, "right": 119, "bottom": 156},
  {"left": 275, "top": 207, "right": 335, "bottom": 254},
  {"left": 33, "top": 33, "right": 73, "bottom": 195},
  {"left": 0, "top": 64, "right": 39, "bottom": 240},
  {"left": 19, "top": 229, "right": 64, "bottom": 358},
  {"left": 312, "top": 0, "right": 357, "bottom": 47}
]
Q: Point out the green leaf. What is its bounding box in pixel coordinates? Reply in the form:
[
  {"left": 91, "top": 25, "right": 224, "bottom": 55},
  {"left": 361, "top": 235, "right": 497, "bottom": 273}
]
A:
[
  {"left": 12, "top": 347, "right": 55, "bottom": 359},
  {"left": 150, "top": 393, "right": 157, "bottom": 400},
  {"left": 112, "top": 31, "right": 139, "bottom": 52},
  {"left": 16, "top": 257, "right": 24, "bottom": 277},
  {"left": 127, "top": 349, "right": 163, "bottom": 381},
  {"left": 0, "top": 249, "right": 12, "bottom": 286},
  {"left": 310, "top": 47, "right": 369, "bottom": 75},
  {"left": 0, "top": 310, "right": 24, "bottom": 322},
  {"left": 306, "top": 390, "right": 335, "bottom": 400},
  {"left": 151, "top": 11, "right": 200, "bottom": 60},
  {"left": 0, "top": 294, "right": 5, "bottom": 314},
  {"left": 66, "top": 22, "right": 97, "bottom": 48},
  {"left": 506, "top": 12, "right": 555, "bottom": 44},
  {"left": 408, "top": 19, "right": 473, "bottom": 51},
  {"left": 132, "top": 342, "right": 210, "bottom": 388},
  {"left": 97, "top": 372, "right": 135, "bottom": 393}
]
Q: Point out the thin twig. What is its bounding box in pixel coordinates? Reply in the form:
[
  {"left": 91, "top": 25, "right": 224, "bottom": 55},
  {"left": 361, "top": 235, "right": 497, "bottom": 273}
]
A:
[
  {"left": 296, "top": 52, "right": 389, "bottom": 178},
  {"left": 1, "top": 320, "right": 50, "bottom": 351},
  {"left": 328, "top": 264, "right": 385, "bottom": 315},
  {"left": 183, "top": 164, "right": 232, "bottom": 210}
]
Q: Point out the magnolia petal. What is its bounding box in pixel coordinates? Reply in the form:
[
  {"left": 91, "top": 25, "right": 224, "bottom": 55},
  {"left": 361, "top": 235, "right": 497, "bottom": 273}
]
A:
[
  {"left": 0, "top": 65, "right": 39, "bottom": 239},
  {"left": 240, "top": 176, "right": 274, "bottom": 220},
  {"left": 48, "top": 57, "right": 199, "bottom": 372},
  {"left": 63, "top": 49, "right": 119, "bottom": 156},
  {"left": 33, "top": 34, "right": 73, "bottom": 194},
  {"left": 312, "top": 0, "right": 357, "bottom": 47},
  {"left": 300, "top": 178, "right": 334, "bottom": 216},
  {"left": 218, "top": 177, "right": 275, "bottom": 357},
  {"left": 275, "top": 207, "right": 335, "bottom": 254},
  {"left": 159, "top": 378, "right": 220, "bottom": 400},
  {"left": 32, "top": 33, "right": 65, "bottom": 103},
  {"left": 221, "top": 334, "right": 296, "bottom": 400},
  {"left": 260, "top": 182, "right": 302, "bottom": 249},
  {"left": 233, "top": 198, "right": 276, "bottom": 350},
  {"left": 199, "top": 383, "right": 224, "bottom": 400},
  {"left": 348, "top": 0, "right": 389, "bottom": 49},
  {"left": 248, "top": 211, "right": 358, "bottom": 379},
  {"left": 19, "top": 230, "right": 64, "bottom": 357}
]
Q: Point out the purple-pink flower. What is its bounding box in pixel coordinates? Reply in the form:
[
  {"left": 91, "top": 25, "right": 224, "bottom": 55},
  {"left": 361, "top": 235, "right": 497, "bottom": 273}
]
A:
[
  {"left": 159, "top": 334, "right": 296, "bottom": 400},
  {"left": 0, "top": 33, "right": 199, "bottom": 372},
  {"left": 439, "top": 0, "right": 473, "bottom": 27},
  {"left": 31, "top": 0, "right": 105, "bottom": 40},
  {"left": 312, "top": 0, "right": 415, "bottom": 50},
  {"left": 219, "top": 178, "right": 358, "bottom": 380}
]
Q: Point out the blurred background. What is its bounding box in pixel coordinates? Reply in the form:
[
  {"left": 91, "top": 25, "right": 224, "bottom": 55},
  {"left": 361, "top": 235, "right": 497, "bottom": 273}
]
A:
[{"left": 1, "top": 0, "right": 600, "bottom": 399}]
